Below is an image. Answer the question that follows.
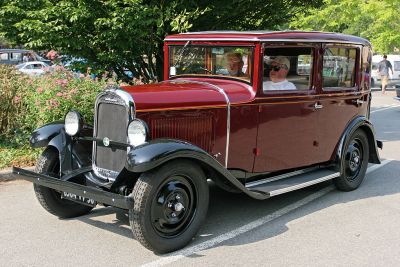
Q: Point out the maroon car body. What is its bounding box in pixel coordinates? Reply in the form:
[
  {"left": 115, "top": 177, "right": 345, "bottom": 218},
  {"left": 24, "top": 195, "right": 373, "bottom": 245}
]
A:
[{"left": 13, "top": 31, "right": 382, "bottom": 253}]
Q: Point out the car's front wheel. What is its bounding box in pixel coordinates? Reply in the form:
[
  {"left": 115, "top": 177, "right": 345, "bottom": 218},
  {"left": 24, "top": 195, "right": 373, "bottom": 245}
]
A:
[
  {"left": 33, "top": 148, "right": 94, "bottom": 218},
  {"left": 334, "top": 129, "right": 369, "bottom": 191},
  {"left": 129, "top": 160, "right": 209, "bottom": 253}
]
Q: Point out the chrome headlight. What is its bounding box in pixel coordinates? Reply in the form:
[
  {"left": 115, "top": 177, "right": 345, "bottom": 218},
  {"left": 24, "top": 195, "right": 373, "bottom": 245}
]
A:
[
  {"left": 127, "top": 119, "right": 147, "bottom": 146},
  {"left": 64, "top": 110, "right": 83, "bottom": 136}
]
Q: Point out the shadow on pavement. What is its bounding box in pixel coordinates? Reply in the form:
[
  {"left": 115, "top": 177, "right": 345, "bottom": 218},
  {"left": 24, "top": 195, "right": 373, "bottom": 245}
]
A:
[{"left": 71, "top": 160, "right": 398, "bottom": 255}]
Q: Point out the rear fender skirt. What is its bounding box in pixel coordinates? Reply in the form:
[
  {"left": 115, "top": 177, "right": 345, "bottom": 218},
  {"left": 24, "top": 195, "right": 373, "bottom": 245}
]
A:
[
  {"left": 125, "top": 139, "right": 268, "bottom": 200},
  {"left": 29, "top": 121, "right": 93, "bottom": 175},
  {"left": 336, "top": 116, "right": 381, "bottom": 166}
]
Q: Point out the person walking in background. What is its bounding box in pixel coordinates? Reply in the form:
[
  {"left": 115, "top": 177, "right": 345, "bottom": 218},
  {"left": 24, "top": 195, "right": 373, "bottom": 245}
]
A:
[{"left": 378, "top": 55, "right": 393, "bottom": 94}]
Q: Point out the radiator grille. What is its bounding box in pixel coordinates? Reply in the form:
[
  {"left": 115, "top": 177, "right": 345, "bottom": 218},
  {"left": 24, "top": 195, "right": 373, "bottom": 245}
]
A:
[
  {"left": 150, "top": 116, "right": 213, "bottom": 152},
  {"left": 95, "top": 102, "right": 127, "bottom": 172}
]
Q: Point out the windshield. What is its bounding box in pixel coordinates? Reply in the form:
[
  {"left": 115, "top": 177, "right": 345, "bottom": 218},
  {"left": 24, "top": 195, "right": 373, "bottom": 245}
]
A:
[{"left": 168, "top": 45, "right": 253, "bottom": 82}]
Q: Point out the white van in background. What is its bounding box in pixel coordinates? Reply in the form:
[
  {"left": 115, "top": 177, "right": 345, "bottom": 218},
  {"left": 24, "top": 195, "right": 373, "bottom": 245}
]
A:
[{"left": 371, "top": 54, "right": 400, "bottom": 88}]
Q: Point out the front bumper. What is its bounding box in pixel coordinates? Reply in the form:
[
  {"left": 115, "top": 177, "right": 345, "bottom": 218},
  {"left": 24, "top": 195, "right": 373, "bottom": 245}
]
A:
[{"left": 12, "top": 167, "right": 134, "bottom": 210}]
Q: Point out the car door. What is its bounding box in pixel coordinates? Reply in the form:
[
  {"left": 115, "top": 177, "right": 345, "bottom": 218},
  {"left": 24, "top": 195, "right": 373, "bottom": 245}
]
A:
[
  {"left": 253, "top": 44, "right": 320, "bottom": 173},
  {"left": 316, "top": 44, "right": 368, "bottom": 161}
]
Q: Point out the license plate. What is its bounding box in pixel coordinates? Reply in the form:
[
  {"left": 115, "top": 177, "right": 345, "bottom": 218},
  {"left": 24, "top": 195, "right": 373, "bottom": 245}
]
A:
[{"left": 61, "top": 191, "right": 97, "bottom": 207}]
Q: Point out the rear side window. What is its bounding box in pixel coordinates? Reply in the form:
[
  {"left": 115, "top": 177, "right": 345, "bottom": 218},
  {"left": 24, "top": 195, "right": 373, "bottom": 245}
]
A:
[{"left": 323, "top": 47, "right": 357, "bottom": 89}]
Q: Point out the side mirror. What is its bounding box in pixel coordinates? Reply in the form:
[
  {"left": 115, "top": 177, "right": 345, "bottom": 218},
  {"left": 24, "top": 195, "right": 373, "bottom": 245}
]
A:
[{"left": 170, "top": 67, "right": 176, "bottom": 76}]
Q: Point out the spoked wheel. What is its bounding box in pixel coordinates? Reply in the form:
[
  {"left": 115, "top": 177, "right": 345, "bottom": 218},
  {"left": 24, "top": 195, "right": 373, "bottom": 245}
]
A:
[
  {"left": 129, "top": 160, "right": 209, "bottom": 253},
  {"left": 334, "top": 130, "right": 369, "bottom": 191},
  {"left": 33, "top": 148, "right": 94, "bottom": 218}
]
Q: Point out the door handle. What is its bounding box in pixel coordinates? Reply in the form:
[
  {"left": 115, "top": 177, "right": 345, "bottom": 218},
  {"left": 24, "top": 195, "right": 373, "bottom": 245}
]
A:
[
  {"left": 314, "top": 103, "right": 323, "bottom": 110},
  {"left": 352, "top": 99, "right": 364, "bottom": 105}
]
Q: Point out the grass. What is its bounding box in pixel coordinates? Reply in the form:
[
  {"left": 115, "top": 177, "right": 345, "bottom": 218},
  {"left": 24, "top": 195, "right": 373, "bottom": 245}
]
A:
[{"left": 0, "top": 142, "right": 41, "bottom": 169}]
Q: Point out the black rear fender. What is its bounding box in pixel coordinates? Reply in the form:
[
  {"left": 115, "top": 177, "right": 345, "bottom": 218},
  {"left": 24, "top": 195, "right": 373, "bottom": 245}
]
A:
[{"left": 336, "top": 116, "right": 381, "bottom": 166}]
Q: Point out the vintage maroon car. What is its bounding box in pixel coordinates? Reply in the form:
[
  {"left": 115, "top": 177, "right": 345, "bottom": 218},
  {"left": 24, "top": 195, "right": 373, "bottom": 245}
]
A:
[{"left": 13, "top": 31, "right": 382, "bottom": 253}]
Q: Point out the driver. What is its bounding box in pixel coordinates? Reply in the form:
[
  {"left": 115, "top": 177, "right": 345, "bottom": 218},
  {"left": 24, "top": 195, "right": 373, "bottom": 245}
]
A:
[{"left": 225, "top": 52, "right": 244, "bottom": 76}]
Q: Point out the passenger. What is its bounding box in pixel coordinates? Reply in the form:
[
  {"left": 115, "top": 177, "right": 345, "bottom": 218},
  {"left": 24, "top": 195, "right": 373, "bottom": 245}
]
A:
[
  {"left": 263, "top": 56, "right": 296, "bottom": 91},
  {"left": 224, "top": 52, "right": 244, "bottom": 76}
]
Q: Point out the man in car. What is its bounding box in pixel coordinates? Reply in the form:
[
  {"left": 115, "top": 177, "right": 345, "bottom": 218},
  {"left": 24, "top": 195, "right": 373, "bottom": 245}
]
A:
[{"left": 263, "top": 56, "right": 296, "bottom": 91}]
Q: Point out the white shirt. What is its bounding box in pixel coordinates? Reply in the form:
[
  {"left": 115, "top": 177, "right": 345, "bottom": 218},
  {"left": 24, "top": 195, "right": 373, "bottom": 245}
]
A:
[{"left": 263, "top": 80, "right": 296, "bottom": 91}]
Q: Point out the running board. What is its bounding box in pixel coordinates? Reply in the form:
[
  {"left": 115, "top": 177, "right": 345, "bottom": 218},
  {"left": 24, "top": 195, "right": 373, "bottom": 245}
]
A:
[{"left": 246, "top": 169, "right": 340, "bottom": 197}]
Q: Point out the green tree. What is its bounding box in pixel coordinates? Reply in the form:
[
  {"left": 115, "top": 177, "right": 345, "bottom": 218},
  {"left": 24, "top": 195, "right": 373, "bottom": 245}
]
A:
[
  {"left": 0, "top": 0, "right": 322, "bottom": 82},
  {"left": 290, "top": 0, "right": 400, "bottom": 54}
]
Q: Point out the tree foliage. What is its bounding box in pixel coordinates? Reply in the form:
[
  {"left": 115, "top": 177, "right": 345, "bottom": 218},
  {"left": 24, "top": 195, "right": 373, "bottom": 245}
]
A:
[
  {"left": 0, "top": 0, "right": 322, "bottom": 82},
  {"left": 290, "top": 0, "right": 400, "bottom": 54}
]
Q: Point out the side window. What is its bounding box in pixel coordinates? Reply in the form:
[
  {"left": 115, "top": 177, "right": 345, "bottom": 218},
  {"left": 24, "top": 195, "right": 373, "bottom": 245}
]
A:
[
  {"left": 323, "top": 47, "right": 357, "bottom": 89},
  {"left": 0, "top": 53, "right": 8, "bottom": 61},
  {"left": 263, "top": 47, "right": 313, "bottom": 92},
  {"left": 11, "top": 52, "right": 22, "bottom": 61}
]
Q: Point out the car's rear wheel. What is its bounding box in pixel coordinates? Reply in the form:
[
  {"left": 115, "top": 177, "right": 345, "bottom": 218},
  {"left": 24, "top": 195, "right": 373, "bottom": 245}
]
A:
[
  {"left": 129, "top": 160, "right": 209, "bottom": 253},
  {"left": 33, "top": 148, "right": 94, "bottom": 218},
  {"left": 334, "top": 129, "right": 369, "bottom": 191}
]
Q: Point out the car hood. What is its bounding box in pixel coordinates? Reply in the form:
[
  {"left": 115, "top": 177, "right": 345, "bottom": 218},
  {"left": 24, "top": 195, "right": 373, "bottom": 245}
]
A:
[{"left": 120, "top": 78, "right": 255, "bottom": 112}]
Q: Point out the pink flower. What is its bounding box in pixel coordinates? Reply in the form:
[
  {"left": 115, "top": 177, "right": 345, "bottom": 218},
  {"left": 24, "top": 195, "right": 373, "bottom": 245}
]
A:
[
  {"left": 55, "top": 79, "right": 69, "bottom": 87},
  {"left": 46, "top": 50, "right": 59, "bottom": 60},
  {"left": 14, "top": 95, "right": 21, "bottom": 103},
  {"left": 52, "top": 100, "right": 60, "bottom": 107},
  {"left": 56, "top": 92, "right": 63, "bottom": 97},
  {"left": 37, "top": 87, "right": 44, "bottom": 93},
  {"left": 54, "top": 65, "right": 66, "bottom": 72}
]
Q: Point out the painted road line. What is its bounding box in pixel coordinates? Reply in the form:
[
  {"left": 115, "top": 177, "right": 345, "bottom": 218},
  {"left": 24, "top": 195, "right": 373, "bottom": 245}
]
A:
[
  {"left": 371, "top": 104, "right": 400, "bottom": 113},
  {"left": 142, "top": 159, "right": 393, "bottom": 267}
]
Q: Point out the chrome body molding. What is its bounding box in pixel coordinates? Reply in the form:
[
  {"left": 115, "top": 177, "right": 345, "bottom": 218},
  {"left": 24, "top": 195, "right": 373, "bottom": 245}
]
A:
[
  {"left": 169, "top": 80, "right": 231, "bottom": 167},
  {"left": 92, "top": 86, "right": 135, "bottom": 183}
]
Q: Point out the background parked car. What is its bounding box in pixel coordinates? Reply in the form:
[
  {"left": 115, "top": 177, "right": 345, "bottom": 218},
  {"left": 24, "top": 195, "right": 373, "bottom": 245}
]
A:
[
  {"left": 0, "top": 49, "right": 51, "bottom": 65},
  {"left": 16, "top": 61, "right": 49, "bottom": 76}
]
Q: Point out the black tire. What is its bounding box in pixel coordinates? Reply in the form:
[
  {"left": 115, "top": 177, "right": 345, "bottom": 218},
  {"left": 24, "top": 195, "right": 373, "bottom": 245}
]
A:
[
  {"left": 334, "top": 129, "right": 369, "bottom": 191},
  {"left": 129, "top": 160, "right": 209, "bottom": 253},
  {"left": 33, "top": 148, "right": 93, "bottom": 218}
]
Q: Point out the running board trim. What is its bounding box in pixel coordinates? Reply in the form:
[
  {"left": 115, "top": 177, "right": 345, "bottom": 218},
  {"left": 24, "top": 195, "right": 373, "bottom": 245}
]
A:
[
  {"left": 246, "top": 167, "right": 318, "bottom": 188},
  {"left": 268, "top": 172, "right": 340, "bottom": 197}
]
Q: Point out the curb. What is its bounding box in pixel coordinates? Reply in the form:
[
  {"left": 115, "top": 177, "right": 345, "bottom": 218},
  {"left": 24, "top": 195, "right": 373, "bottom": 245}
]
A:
[{"left": 0, "top": 166, "right": 35, "bottom": 181}]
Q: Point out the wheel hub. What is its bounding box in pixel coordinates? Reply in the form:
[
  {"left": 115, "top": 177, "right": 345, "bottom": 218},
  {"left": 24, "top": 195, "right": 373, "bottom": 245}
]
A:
[
  {"left": 345, "top": 139, "right": 363, "bottom": 181},
  {"left": 151, "top": 177, "right": 197, "bottom": 237}
]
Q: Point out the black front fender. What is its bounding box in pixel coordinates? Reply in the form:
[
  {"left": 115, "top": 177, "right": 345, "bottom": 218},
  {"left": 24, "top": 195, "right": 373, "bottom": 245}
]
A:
[
  {"left": 30, "top": 121, "right": 65, "bottom": 149},
  {"left": 29, "top": 121, "right": 93, "bottom": 173},
  {"left": 125, "top": 139, "right": 268, "bottom": 200}
]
